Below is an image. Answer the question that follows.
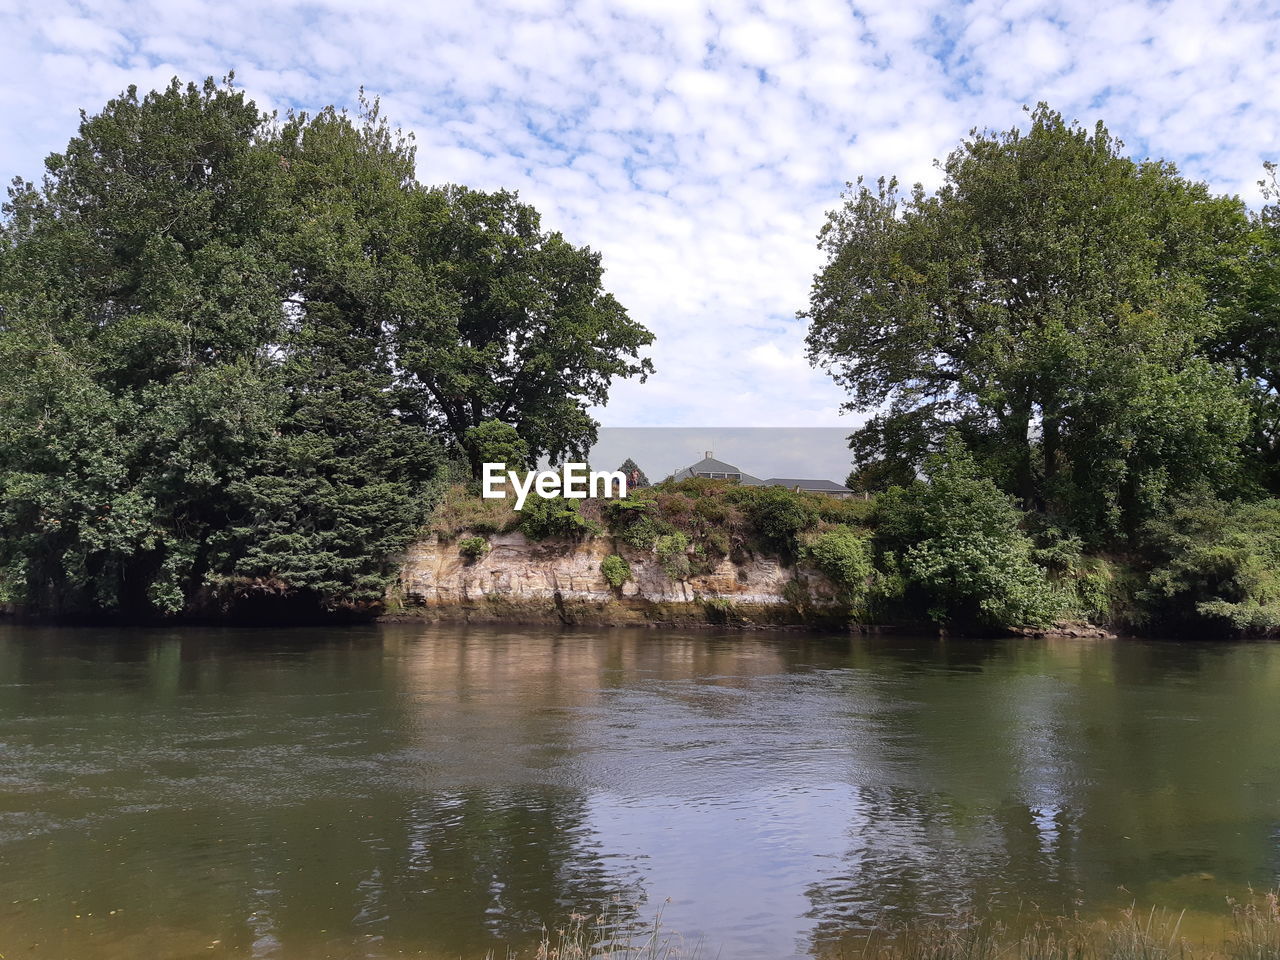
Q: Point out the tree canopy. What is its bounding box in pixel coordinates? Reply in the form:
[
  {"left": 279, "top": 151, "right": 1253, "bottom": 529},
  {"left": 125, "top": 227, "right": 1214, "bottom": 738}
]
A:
[
  {"left": 0, "top": 78, "right": 652, "bottom": 618},
  {"left": 805, "top": 105, "right": 1252, "bottom": 544}
]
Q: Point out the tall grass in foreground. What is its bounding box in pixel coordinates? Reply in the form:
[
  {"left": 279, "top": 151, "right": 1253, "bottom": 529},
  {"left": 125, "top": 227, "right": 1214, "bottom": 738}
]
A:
[{"left": 511, "top": 893, "right": 1280, "bottom": 960}]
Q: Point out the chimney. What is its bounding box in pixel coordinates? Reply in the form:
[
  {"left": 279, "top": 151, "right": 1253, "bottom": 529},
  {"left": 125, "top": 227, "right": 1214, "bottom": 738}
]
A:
[{"left": 705, "top": 450, "right": 713, "bottom": 459}]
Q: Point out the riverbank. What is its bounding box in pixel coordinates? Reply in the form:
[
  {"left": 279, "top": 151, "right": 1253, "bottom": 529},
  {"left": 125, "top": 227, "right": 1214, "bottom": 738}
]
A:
[
  {"left": 384, "top": 526, "right": 1117, "bottom": 638},
  {"left": 387, "top": 480, "right": 1123, "bottom": 637}
]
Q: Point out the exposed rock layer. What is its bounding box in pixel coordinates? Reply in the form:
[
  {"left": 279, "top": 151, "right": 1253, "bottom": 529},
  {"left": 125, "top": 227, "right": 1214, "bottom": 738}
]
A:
[{"left": 389, "top": 532, "right": 847, "bottom": 628}]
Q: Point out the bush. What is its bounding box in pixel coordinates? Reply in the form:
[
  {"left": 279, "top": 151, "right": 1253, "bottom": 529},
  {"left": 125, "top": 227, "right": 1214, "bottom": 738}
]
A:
[
  {"left": 428, "top": 484, "right": 521, "bottom": 539},
  {"left": 458, "top": 536, "right": 490, "bottom": 561},
  {"left": 728, "top": 485, "right": 817, "bottom": 557},
  {"left": 519, "top": 494, "right": 603, "bottom": 541},
  {"left": 604, "top": 495, "right": 673, "bottom": 550},
  {"left": 804, "top": 525, "right": 874, "bottom": 600},
  {"left": 464, "top": 419, "right": 529, "bottom": 472},
  {"left": 1030, "top": 523, "right": 1117, "bottom": 622},
  {"left": 600, "top": 554, "right": 632, "bottom": 589},
  {"left": 874, "top": 435, "right": 1063, "bottom": 628},
  {"left": 655, "top": 532, "right": 691, "bottom": 580},
  {"left": 1142, "top": 498, "right": 1280, "bottom": 632}
]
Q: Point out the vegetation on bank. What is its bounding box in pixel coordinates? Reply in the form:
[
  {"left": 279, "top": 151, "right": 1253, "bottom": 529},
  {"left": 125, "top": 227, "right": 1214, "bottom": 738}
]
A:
[
  {"left": 799, "top": 106, "right": 1280, "bottom": 638},
  {"left": 4, "top": 85, "right": 1280, "bottom": 635},
  {"left": 519, "top": 894, "right": 1280, "bottom": 960},
  {"left": 428, "top": 433, "right": 1279, "bottom": 636}
]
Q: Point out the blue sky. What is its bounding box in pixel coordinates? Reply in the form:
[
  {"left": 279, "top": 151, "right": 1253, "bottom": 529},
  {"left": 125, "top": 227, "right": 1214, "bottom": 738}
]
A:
[{"left": 2, "top": 0, "right": 1278, "bottom": 429}]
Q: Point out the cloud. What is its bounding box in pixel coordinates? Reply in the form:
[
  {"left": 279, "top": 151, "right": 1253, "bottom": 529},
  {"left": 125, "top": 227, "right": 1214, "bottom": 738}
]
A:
[{"left": 2, "top": 0, "right": 1278, "bottom": 434}]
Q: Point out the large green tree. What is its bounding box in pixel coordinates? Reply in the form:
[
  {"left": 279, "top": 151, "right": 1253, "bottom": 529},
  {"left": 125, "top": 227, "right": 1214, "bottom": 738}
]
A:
[
  {"left": 0, "top": 78, "right": 286, "bottom": 614},
  {"left": 1215, "top": 163, "right": 1280, "bottom": 492},
  {"left": 223, "top": 101, "right": 443, "bottom": 610},
  {"left": 805, "top": 105, "right": 1251, "bottom": 543},
  {"left": 398, "top": 185, "right": 654, "bottom": 471}
]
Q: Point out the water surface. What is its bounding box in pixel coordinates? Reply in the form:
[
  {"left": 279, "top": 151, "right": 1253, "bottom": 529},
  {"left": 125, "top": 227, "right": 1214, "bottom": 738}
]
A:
[{"left": 1, "top": 623, "right": 1278, "bottom": 958}]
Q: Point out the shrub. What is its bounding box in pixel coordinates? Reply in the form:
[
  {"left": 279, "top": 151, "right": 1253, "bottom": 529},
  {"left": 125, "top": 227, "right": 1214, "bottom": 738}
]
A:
[
  {"left": 428, "top": 484, "right": 521, "bottom": 539},
  {"left": 729, "top": 485, "right": 817, "bottom": 557},
  {"left": 874, "top": 435, "right": 1063, "bottom": 628},
  {"left": 655, "top": 532, "right": 691, "bottom": 581},
  {"left": 604, "top": 495, "right": 673, "bottom": 550},
  {"left": 1142, "top": 497, "right": 1280, "bottom": 632},
  {"left": 1030, "top": 523, "right": 1117, "bottom": 622},
  {"left": 814, "top": 495, "right": 875, "bottom": 525},
  {"left": 464, "top": 419, "right": 529, "bottom": 472},
  {"left": 458, "top": 536, "right": 490, "bottom": 561},
  {"left": 519, "top": 494, "right": 603, "bottom": 541},
  {"left": 804, "top": 525, "right": 874, "bottom": 600},
  {"left": 600, "top": 554, "right": 632, "bottom": 589}
]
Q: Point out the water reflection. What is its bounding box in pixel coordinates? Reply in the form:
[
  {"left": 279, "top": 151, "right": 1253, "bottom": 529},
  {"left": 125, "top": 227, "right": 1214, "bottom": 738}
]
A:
[{"left": 1, "top": 625, "right": 1279, "bottom": 958}]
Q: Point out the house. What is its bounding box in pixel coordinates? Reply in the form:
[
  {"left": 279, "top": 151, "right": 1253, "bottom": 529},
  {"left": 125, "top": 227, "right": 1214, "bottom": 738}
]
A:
[{"left": 670, "top": 452, "right": 855, "bottom": 498}]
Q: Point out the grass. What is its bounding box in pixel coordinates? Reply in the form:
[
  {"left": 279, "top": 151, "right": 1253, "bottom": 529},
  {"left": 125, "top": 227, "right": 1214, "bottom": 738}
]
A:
[{"left": 496, "top": 894, "right": 1280, "bottom": 960}]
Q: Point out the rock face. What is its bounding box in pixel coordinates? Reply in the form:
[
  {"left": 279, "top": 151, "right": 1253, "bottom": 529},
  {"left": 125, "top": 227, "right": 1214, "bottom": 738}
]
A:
[{"left": 390, "top": 532, "right": 847, "bottom": 628}]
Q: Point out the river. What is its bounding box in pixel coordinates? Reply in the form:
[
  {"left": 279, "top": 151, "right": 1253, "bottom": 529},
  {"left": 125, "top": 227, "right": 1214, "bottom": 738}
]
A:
[{"left": 1, "top": 623, "right": 1278, "bottom": 958}]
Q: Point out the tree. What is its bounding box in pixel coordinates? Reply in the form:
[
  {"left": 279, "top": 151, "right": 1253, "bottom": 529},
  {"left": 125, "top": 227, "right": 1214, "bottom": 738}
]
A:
[
  {"left": 617, "top": 458, "right": 650, "bottom": 488},
  {"left": 397, "top": 186, "right": 654, "bottom": 471},
  {"left": 0, "top": 78, "right": 287, "bottom": 614},
  {"left": 1215, "top": 163, "right": 1280, "bottom": 493},
  {"left": 804, "top": 105, "right": 1251, "bottom": 543},
  {"left": 1142, "top": 498, "right": 1280, "bottom": 633},
  {"left": 0, "top": 81, "right": 448, "bottom": 615},
  {"left": 846, "top": 458, "right": 916, "bottom": 496},
  {"left": 225, "top": 99, "right": 443, "bottom": 610},
  {"left": 0, "top": 77, "right": 659, "bottom": 616}
]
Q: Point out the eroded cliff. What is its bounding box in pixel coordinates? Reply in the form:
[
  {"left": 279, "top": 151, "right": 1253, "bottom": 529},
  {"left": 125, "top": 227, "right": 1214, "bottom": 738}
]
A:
[{"left": 388, "top": 532, "right": 849, "bottom": 628}]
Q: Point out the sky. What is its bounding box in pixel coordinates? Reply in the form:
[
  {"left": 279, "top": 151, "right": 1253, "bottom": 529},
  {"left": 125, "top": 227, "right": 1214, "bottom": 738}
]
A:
[{"left": 2, "top": 0, "right": 1279, "bottom": 432}]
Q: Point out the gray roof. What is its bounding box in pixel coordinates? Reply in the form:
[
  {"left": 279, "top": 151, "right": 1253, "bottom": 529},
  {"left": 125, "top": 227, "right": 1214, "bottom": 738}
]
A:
[
  {"left": 670, "top": 456, "right": 848, "bottom": 491},
  {"left": 764, "top": 478, "right": 853, "bottom": 492},
  {"left": 675, "top": 456, "right": 745, "bottom": 476},
  {"left": 671, "top": 457, "right": 763, "bottom": 484}
]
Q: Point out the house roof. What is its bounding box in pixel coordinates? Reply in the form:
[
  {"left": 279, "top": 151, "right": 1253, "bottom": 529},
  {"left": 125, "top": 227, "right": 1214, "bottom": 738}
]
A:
[
  {"left": 764, "top": 478, "right": 853, "bottom": 492},
  {"left": 671, "top": 456, "right": 763, "bottom": 483},
  {"left": 669, "top": 455, "right": 849, "bottom": 492}
]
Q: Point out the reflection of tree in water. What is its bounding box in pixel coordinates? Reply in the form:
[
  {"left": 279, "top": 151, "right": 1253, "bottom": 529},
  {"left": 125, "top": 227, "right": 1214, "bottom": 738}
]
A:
[
  {"left": 168, "top": 786, "right": 645, "bottom": 959},
  {"left": 375, "top": 787, "right": 644, "bottom": 953}
]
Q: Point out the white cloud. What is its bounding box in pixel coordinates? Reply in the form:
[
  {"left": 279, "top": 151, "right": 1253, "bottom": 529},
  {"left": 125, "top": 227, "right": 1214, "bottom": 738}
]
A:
[{"left": 2, "top": 0, "right": 1279, "bottom": 434}]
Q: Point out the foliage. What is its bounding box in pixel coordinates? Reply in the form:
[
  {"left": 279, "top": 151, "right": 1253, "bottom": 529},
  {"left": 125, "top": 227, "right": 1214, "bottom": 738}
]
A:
[
  {"left": 428, "top": 484, "right": 520, "bottom": 539},
  {"left": 0, "top": 78, "right": 292, "bottom": 614},
  {"left": 465, "top": 420, "right": 530, "bottom": 472},
  {"left": 458, "top": 536, "right": 490, "bottom": 561},
  {"left": 0, "top": 77, "right": 652, "bottom": 618},
  {"left": 847, "top": 459, "right": 915, "bottom": 495},
  {"left": 519, "top": 494, "right": 602, "bottom": 541},
  {"left": 1142, "top": 498, "right": 1280, "bottom": 632},
  {"left": 397, "top": 185, "right": 654, "bottom": 469},
  {"left": 1026, "top": 524, "right": 1116, "bottom": 621},
  {"left": 1215, "top": 163, "right": 1280, "bottom": 494},
  {"left": 805, "top": 104, "right": 1251, "bottom": 545},
  {"left": 617, "top": 457, "right": 651, "bottom": 488},
  {"left": 654, "top": 532, "right": 691, "bottom": 581},
  {"left": 875, "top": 437, "right": 1064, "bottom": 628},
  {"left": 600, "top": 554, "right": 632, "bottom": 589},
  {"left": 604, "top": 494, "right": 673, "bottom": 551},
  {"left": 725, "top": 484, "right": 817, "bottom": 558},
  {"left": 804, "top": 525, "right": 874, "bottom": 601},
  {"left": 218, "top": 95, "right": 442, "bottom": 610}
]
